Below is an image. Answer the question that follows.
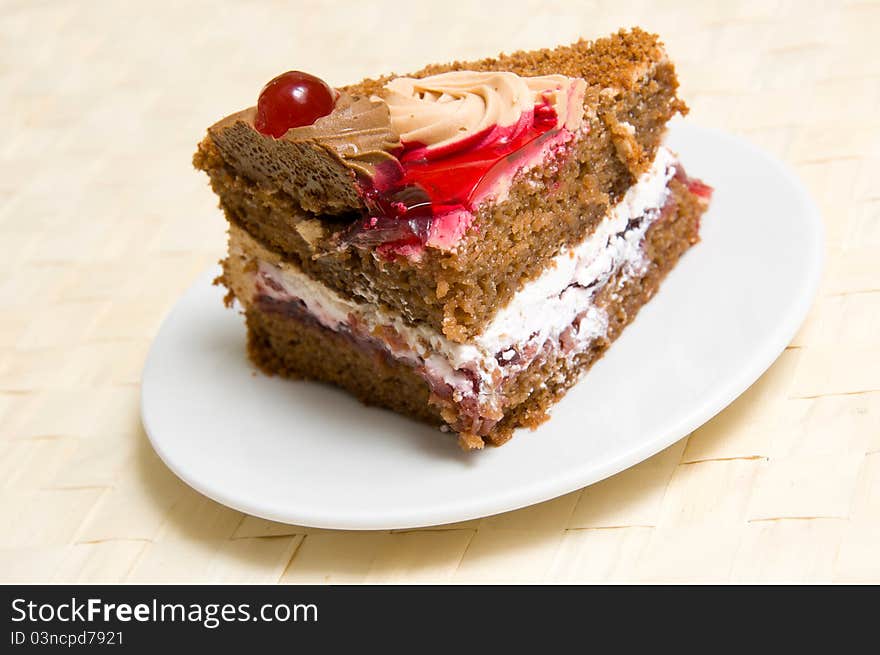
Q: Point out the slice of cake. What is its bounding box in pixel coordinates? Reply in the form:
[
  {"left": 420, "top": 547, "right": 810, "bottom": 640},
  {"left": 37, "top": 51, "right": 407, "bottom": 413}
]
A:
[{"left": 194, "top": 28, "right": 712, "bottom": 449}]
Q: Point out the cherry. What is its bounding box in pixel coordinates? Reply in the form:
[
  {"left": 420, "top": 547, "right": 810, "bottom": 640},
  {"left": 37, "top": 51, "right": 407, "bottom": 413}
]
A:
[{"left": 254, "top": 71, "right": 336, "bottom": 138}]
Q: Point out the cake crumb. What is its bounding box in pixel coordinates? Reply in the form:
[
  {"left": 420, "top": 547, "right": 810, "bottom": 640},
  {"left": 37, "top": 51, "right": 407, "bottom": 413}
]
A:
[{"left": 458, "top": 432, "right": 485, "bottom": 450}]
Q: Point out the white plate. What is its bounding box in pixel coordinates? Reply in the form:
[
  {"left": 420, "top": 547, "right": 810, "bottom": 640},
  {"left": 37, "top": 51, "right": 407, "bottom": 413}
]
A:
[{"left": 142, "top": 123, "right": 823, "bottom": 530}]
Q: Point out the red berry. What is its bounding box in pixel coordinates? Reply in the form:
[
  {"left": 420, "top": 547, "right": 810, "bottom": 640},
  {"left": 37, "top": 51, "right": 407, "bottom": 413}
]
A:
[{"left": 254, "top": 71, "right": 336, "bottom": 138}]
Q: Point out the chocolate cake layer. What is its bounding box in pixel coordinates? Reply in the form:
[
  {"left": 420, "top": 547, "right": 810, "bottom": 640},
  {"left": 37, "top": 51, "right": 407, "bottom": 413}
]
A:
[
  {"left": 195, "top": 29, "right": 686, "bottom": 343},
  {"left": 241, "top": 176, "right": 704, "bottom": 449}
]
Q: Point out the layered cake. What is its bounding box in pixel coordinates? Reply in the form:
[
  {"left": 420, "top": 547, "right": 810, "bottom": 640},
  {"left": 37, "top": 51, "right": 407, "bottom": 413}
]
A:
[{"left": 194, "top": 28, "right": 712, "bottom": 449}]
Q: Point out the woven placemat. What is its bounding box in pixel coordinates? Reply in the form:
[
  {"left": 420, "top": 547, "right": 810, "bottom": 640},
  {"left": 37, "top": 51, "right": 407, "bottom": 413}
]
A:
[{"left": 1, "top": 0, "right": 877, "bottom": 583}]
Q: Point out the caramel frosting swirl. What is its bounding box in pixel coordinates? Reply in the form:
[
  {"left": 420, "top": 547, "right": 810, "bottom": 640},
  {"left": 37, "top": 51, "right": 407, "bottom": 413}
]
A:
[
  {"left": 284, "top": 91, "right": 402, "bottom": 177},
  {"left": 378, "top": 71, "right": 586, "bottom": 152},
  {"left": 524, "top": 74, "right": 587, "bottom": 131}
]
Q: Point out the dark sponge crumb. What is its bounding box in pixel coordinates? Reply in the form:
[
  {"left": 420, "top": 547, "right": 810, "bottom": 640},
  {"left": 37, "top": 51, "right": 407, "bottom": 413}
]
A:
[{"left": 346, "top": 27, "right": 672, "bottom": 98}]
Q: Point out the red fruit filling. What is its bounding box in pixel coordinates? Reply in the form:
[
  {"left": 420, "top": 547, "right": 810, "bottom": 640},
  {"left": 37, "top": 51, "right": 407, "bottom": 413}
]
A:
[
  {"left": 686, "top": 177, "right": 713, "bottom": 200},
  {"left": 674, "top": 164, "right": 713, "bottom": 201},
  {"left": 344, "top": 100, "right": 563, "bottom": 257}
]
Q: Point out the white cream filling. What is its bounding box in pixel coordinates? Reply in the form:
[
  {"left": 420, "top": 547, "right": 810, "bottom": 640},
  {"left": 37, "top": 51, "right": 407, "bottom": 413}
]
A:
[
  {"left": 479, "top": 146, "right": 676, "bottom": 351},
  {"left": 252, "top": 146, "right": 677, "bottom": 394}
]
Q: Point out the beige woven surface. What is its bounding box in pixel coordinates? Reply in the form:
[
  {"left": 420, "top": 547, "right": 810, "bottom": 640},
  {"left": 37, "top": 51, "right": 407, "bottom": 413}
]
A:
[{"left": 1, "top": 0, "right": 878, "bottom": 583}]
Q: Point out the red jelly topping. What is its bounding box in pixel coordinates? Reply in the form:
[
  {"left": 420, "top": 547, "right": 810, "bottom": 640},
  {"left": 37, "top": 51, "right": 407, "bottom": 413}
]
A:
[
  {"left": 346, "top": 100, "right": 562, "bottom": 256},
  {"left": 254, "top": 71, "right": 335, "bottom": 138}
]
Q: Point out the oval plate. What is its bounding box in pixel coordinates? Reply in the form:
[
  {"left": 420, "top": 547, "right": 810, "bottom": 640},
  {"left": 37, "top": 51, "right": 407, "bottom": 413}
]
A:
[{"left": 142, "top": 123, "right": 823, "bottom": 530}]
